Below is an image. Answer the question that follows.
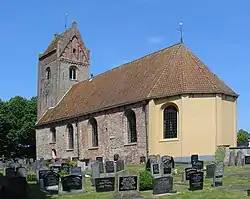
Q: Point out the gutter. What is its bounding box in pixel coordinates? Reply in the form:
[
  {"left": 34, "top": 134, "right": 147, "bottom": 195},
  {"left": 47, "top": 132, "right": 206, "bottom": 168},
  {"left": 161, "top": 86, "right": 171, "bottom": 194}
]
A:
[
  {"left": 144, "top": 101, "right": 149, "bottom": 159},
  {"left": 76, "top": 118, "right": 80, "bottom": 159}
]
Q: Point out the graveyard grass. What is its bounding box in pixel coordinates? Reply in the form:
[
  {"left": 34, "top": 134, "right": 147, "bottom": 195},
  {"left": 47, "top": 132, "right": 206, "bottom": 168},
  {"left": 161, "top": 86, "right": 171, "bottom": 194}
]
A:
[{"left": 28, "top": 164, "right": 250, "bottom": 199}]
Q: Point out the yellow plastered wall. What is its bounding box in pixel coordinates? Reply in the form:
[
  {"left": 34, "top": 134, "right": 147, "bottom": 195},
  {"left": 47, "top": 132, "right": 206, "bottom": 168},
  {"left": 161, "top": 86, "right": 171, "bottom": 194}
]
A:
[{"left": 148, "top": 94, "right": 237, "bottom": 158}]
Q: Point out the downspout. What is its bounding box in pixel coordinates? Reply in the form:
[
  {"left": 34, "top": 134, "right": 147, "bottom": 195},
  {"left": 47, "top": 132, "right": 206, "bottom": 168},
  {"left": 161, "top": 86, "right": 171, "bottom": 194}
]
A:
[
  {"left": 144, "top": 101, "right": 149, "bottom": 159},
  {"left": 76, "top": 119, "right": 80, "bottom": 159}
]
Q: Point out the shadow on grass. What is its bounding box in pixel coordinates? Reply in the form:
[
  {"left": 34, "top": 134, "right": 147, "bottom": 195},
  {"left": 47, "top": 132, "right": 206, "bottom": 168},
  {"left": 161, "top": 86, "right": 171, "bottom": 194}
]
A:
[{"left": 28, "top": 183, "right": 54, "bottom": 199}]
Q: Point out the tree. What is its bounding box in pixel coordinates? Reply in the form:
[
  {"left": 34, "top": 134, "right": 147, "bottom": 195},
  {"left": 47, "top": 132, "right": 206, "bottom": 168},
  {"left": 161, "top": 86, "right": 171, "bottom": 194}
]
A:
[
  {"left": 0, "top": 96, "right": 37, "bottom": 158},
  {"left": 237, "top": 129, "right": 250, "bottom": 145}
]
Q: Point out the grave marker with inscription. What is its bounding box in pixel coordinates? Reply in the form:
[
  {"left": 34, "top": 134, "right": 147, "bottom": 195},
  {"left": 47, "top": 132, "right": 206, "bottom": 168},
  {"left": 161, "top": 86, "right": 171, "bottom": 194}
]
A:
[
  {"left": 59, "top": 175, "right": 85, "bottom": 193},
  {"left": 95, "top": 177, "right": 115, "bottom": 192},
  {"left": 192, "top": 160, "right": 204, "bottom": 170},
  {"left": 245, "top": 156, "right": 250, "bottom": 165},
  {"left": 153, "top": 176, "right": 175, "bottom": 195},
  {"left": 205, "top": 164, "right": 215, "bottom": 179},
  {"left": 114, "top": 170, "right": 140, "bottom": 199},
  {"left": 43, "top": 171, "right": 60, "bottom": 194},
  {"left": 191, "top": 154, "right": 198, "bottom": 165},
  {"left": 116, "top": 160, "right": 125, "bottom": 172},
  {"left": 106, "top": 161, "right": 115, "bottom": 173},
  {"left": 185, "top": 168, "right": 197, "bottom": 181},
  {"left": 189, "top": 171, "right": 204, "bottom": 191}
]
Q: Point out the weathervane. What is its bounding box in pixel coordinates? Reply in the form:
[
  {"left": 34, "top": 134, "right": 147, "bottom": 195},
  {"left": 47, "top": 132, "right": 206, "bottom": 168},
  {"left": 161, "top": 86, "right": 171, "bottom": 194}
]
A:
[
  {"left": 64, "top": 13, "right": 68, "bottom": 29},
  {"left": 177, "top": 21, "right": 183, "bottom": 43}
]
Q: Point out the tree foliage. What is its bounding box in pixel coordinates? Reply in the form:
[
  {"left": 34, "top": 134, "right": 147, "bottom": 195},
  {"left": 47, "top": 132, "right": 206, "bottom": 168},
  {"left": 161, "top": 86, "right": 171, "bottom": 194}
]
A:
[
  {"left": 237, "top": 129, "right": 250, "bottom": 145},
  {"left": 0, "top": 96, "right": 37, "bottom": 158}
]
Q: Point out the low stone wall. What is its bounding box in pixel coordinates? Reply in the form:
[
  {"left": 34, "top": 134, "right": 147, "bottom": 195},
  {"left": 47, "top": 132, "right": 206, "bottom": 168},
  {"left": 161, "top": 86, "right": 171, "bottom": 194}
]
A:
[{"left": 224, "top": 147, "right": 250, "bottom": 165}]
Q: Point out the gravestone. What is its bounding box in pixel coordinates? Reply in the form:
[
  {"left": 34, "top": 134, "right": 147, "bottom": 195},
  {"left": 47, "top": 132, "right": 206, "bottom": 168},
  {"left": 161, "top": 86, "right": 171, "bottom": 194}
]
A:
[
  {"left": 114, "top": 170, "right": 140, "bottom": 199},
  {"left": 61, "top": 163, "right": 70, "bottom": 173},
  {"left": 212, "top": 161, "right": 224, "bottom": 187},
  {"left": 114, "top": 154, "right": 119, "bottom": 162},
  {"left": 60, "top": 175, "right": 86, "bottom": 193},
  {"left": 106, "top": 161, "right": 115, "bottom": 173},
  {"left": 229, "top": 151, "right": 236, "bottom": 166},
  {"left": 185, "top": 168, "right": 197, "bottom": 181},
  {"left": 153, "top": 176, "right": 175, "bottom": 195},
  {"left": 192, "top": 160, "right": 204, "bottom": 170},
  {"left": 116, "top": 160, "right": 125, "bottom": 172},
  {"left": 51, "top": 164, "right": 61, "bottom": 173},
  {"left": 146, "top": 155, "right": 157, "bottom": 172},
  {"left": 236, "top": 150, "right": 244, "bottom": 166},
  {"left": 151, "top": 163, "right": 161, "bottom": 178},
  {"left": 95, "top": 177, "right": 115, "bottom": 192},
  {"left": 140, "top": 156, "right": 146, "bottom": 164},
  {"left": 43, "top": 171, "right": 60, "bottom": 194},
  {"left": 38, "top": 169, "right": 50, "bottom": 180},
  {"left": 5, "top": 168, "right": 16, "bottom": 178},
  {"left": 206, "top": 163, "right": 215, "bottom": 178},
  {"left": 161, "top": 156, "right": 174, "bottom": 175},
  {"left": 189, "top": 171, "right": 204, "bottom": 191},
  {"left": 191, "top": 154, "right": 199, "bottom": 165},
  {"left": 245, "top": 156, "right": 250, "bottom": 165},
  {"left": 91, "top": 161, "right": 100, "bottom": 186},
  {"left": 16, "top": 167, "right": 27, "bottom": 178},
  {"left": 99, "top": 162, "right": 104, "bottom": 174},
  {"left": 70, "top": 167, "right": 82, "bottom": 175},
  {"left": 96, "top": 157, "right": 103, "bottom": 163}
]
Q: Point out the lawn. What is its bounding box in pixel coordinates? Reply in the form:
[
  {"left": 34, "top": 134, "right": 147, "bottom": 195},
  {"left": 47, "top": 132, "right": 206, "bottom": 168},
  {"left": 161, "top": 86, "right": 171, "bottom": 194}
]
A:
[{"left": 29, "top": 164, "right": 250, "bottom": 199}]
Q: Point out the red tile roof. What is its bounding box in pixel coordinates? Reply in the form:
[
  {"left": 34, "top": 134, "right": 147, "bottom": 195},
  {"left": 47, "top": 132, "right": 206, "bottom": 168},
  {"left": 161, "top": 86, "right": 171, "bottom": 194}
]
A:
[{"left": 36, "top": 43, "right": 238, "bottom": 126}]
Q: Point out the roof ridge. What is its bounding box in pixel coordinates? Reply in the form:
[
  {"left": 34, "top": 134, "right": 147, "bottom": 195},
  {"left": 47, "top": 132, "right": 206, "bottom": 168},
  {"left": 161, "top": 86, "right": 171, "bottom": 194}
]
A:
[
  {"left": 148, "top": 44, "right": 182, "bottom": 97},
  {"left": 184, "top": 45, "right": 219, "bottom": 92},
  {"left": 82, "top": 43, "right": 182, "bottom": 82}
]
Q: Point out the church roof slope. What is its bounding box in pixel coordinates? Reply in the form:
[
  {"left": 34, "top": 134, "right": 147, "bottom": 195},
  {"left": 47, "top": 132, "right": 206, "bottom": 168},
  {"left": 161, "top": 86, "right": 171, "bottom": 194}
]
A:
[{"left": 36, "top": 43, "right": 238, "bottom": 126}]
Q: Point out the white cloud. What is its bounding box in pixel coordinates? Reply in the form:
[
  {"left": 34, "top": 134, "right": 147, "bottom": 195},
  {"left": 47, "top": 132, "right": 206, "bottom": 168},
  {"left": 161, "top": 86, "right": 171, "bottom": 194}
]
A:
[{"left": 147, "top": 36, "right": 163, "bottom": 44}]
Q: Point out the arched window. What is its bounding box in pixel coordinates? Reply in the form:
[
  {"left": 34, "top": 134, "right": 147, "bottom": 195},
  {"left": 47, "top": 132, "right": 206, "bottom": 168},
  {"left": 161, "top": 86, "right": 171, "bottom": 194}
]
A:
[
  {"left": 46, "top": 67, "right": 51, "bottom": 79},
  {"left": 125, "top": 109, "right": 137, "bottom": 143},
  {"left": 89, "top": 118, "right": 98, "bottom": 147},
  {"left": 163, "top": 105, "right": 178, "bottom": 139},
  {"left": 67, "top": 124, "right": 74, "bottom": 149},
  {"left": 50, "top": 127, "right": 56, "bottom": 143},
  {"left": 69, "top": 66, "right": 77, "bottom": 80}
]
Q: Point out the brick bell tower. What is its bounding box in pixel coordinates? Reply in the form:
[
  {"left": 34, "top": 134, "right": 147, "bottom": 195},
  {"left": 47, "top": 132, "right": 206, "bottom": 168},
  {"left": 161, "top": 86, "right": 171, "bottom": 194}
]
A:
[{"left": 37, "top": 21, "right": 90, "bottom": 120}]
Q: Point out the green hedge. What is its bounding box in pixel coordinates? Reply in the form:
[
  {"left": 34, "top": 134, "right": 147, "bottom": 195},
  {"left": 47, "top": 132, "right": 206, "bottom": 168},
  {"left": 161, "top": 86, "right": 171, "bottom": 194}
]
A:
[{"left": 139, "top": 170, "right": 153, "bottom": 191}]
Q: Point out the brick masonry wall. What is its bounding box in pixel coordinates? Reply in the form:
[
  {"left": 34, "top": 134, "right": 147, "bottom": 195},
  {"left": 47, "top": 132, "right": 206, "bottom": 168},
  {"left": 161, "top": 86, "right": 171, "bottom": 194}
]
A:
[{"left": 36, "top": 102, "right": 148, "bottom": 163}]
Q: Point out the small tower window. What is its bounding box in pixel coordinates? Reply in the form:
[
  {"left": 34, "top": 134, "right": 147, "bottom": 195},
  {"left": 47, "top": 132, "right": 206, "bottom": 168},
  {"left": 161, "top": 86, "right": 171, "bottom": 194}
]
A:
[
  {"left": 50, "top": 127, "right": 56, "bottom": 143},
  {"left": 69, "top": 66, "right": 77, "bottom": 80},
  {"left": 46, "top": 67, "right": 51, "bottom": 80},
  {"left": 67, "top": 124, "right": 74, "bottom": 149},
  {"left": 73, "top": 48, "right": 76, "bottom": 54}
]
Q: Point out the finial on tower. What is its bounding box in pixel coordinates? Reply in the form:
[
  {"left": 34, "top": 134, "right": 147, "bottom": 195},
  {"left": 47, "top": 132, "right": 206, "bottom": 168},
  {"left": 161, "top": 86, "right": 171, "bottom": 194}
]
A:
[
  {"left": 72, "top": 20, "right": 77, "bottom": 29},
  {"left": 177, "top": 21, "right": 183, "bottom": 43}
]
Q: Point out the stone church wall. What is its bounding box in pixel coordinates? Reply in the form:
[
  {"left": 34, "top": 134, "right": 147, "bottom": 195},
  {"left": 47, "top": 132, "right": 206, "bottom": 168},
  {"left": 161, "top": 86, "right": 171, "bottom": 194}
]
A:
[{"left": 36, "top": 102, "right": 148, "bottom": 163}]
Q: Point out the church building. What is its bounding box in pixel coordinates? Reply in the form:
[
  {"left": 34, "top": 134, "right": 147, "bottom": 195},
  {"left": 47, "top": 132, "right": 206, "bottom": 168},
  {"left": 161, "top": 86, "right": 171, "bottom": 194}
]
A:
[{"left": 35, "top": 21, "right": 238, "bottom": 163}]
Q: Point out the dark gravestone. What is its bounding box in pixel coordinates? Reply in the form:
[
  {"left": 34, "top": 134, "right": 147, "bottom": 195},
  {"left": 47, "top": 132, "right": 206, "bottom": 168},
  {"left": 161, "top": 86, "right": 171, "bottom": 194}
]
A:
[
  {"left": 95, "top": 177, "right": 115, "bottom": 192},
  {"left": 43, "top": 171, "right": 60, "bottom": 187},
  {"left": 245, "top": 156, "right": 250, "bottom": 165},
  {"left": 5, "top": 168, "right": 16, "bottom": 178},
  {"left": 192, "top": 160, "right": 204, "bottom": 170},
  {"left": 119, "top": 176, "right": 138, "bottom": 191},
  {"left": 229, "top": 151, "right": 235, "bottom": 166},
  {"left": 6, "top": 177, "right": 28, "bottom": 198},
  {"left": 212, "top": 162, "right": 224, "bottom": 187},
  {"left": 116, "top": 160, "right": 125, "bottom": 172},
  {"left": 51, "top": 165, "right": 61, "bottom": 173},
  {"left": 161, "top": 155, "right": 175, "bottom": 169},
  {"left": 140, "top": 156, "right": 146, "bottom": 164},
  {"left": 96, "top": 157, "right": 103, "bottom": 163},
  {"left": 191, "top": 154, "right": 198, "bottom": 165},
  {"left": 236, "top": 150, "right": 244, "bottom": 166},
  {"left": 185, "top": 168, "right": 197, "bottom": 181},
  {"left": 189, "top": 171, "right": 204, "bottom": 191},
  {"left": 206, "top": 164, "right": 215, "bottom": 178},
  {"left": 106, "top": 161, "right": 115, "bottom": 173},
  {"left": 16, "top": 167, "right": 27, "bottom": 178},
  {"left": 152, "top": 164, "right": 160, "bottom": 175},
  {"left": 70, "top": 167, "right": 82, "bottom": 175},
  {"left": 39, "top": 169, "right": 50, "bottom": 179},
  {"left": 114, "top": 154, "right": 119, "bottom": 162},
  {"left": 146, "top": 155, "right": 157, "bottom": 172},
  {"left": 61, "top": 163, "right": 70, "bottom": 173},
  {"left": 99, "top": 162, "right": 104, "bottom": 174},
  {"left": 153, "top": 176, "right": 174, "bottom": 195},
  {"left": 61, "top": 175, "right": 84, "bottom": 192}
]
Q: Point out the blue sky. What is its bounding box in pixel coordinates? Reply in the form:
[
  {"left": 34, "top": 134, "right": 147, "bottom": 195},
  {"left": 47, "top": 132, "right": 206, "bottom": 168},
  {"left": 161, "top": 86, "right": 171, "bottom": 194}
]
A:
[{"left": 0, "top": 0, "right": 249, "bottom": 131}]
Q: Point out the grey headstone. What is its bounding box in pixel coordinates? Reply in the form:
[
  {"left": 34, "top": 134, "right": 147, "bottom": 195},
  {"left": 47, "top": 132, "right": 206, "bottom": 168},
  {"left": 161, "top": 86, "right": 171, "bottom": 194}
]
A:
[
  {"left": 206, "top": 164, "right": 215, "bottom": 178},
  {"left": 106, "top": 161, "right": 115, "bottom": 173},
  {"left": 114, "top": 170, "right": 140, "bottom": 199},
  {"left": 91, "top": 161, "right": 100, "bottom": 186},
  {"left": 236, "top": 150, "right": 244, "bottom": 166},
  {"left": 212, "top": 161, "right": 224, "bottom": 187},
  {"left": 229, "top": 151, "right": 235, "bottom": 166},
  {"left": 116, "top": 160, "right": 125, "bottom": 172},
  {"left": 16, "top": 167, "right": 27, "bottom": 178},
  {"left": 153, "top": 176, "right": 175, "bottom": 195}
]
